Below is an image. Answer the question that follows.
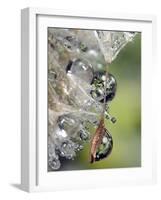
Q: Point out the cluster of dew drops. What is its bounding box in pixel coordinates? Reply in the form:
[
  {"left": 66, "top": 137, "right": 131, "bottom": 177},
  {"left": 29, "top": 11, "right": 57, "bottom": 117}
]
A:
[{"left": 48, "top": 29, "right": 136, "bottom": 171}]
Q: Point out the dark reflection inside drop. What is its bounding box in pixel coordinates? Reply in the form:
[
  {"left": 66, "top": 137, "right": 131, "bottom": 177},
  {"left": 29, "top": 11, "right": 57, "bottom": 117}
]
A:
[
  {"left": 91, "top": 72, "right": 117, "bottom": 103},
  {"left": 95, "top": 129, "right": 113, "bottom": 161}
]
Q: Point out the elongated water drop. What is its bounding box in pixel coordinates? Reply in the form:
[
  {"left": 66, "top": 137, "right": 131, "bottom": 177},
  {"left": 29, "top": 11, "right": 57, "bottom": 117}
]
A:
[{"left": 95, "top": 129, "right": 113, "bottom": 161}]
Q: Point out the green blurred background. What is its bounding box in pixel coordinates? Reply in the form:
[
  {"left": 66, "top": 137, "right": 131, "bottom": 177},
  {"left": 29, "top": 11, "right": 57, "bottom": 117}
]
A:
[{"left": 60, "top": 33, "right": 141, "bottom": 171}]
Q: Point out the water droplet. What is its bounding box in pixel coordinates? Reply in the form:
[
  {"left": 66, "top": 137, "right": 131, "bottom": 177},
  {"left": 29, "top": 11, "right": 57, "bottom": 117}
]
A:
[
  {"left": 59, "top": 140, "right": 76, "bottom": 159},
  {"left": 74, "top": 143, "right": 84, "bottom": 151},
  {"left": 79, "top": 129, "right": 90, "bottom": 141},
  {"left": 49, "top": 157, "right": 61, "bottom": 170},
  {"left": 91, "top": 72, "right": 117, "bottom": 103},
  {"left": 57, "top": 114, "right": 80, "bottom": 135},
  {"left": 95, "top": 129, "right": 113, "bottom": 161},
  {"left": 111, "top": 117, "right": 117, "bottom": 123},
  {"left": 68, "top": 59, "right": 94, "bottom": 84}
]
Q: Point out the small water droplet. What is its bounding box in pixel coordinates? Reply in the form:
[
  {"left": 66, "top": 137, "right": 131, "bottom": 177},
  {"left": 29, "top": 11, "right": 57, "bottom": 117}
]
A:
[
  {"left": 59, "top": 140, "right": 76, "bottom": 159},
  {"left": 49, "top": 158, "right": 61, "bottom": 170},
  {"left": 48, "top": 69, "right": 57, "bottom": 82},
  {"left": 79, "top": 129, "right": 90, "bottom": 141},
  {"left": 111, "top": 117, "right": 117, "bottom": 123}
]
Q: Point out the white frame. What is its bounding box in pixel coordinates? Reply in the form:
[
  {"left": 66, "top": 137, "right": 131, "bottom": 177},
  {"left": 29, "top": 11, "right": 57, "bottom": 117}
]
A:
[{"left": 21, "top": 7, "right": 157, "bottom": 192}]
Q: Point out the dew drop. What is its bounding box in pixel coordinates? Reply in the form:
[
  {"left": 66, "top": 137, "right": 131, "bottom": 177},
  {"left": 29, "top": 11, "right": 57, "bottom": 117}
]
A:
[
  {"left": 95, "top": 129, "right": 113, "bottom": 161},
  {"left": 59, "top": 141, "right": 76, "bottom": 159},
  {"left": 111, "top": 117, "right": 117, "bottom": 124},
  {"left": 57, "top": 114, "right": 80, "bottom": 135},
  {"left": 68, "top": 59, "right": 94, "bottom": 84},
  {"left": 79, "top": 129, "right": 90, "bottom": 141},
  {"left": 91, "top": 72, "right": 117, "bottom": 103},
  {"left": 49, "top": 158, "right": 61, "bottom": 170}
]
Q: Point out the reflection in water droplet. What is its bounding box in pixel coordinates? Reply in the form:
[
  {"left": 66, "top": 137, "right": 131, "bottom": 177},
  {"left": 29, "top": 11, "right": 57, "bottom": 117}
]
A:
[
  {"left": 49, "top": 158, "right": 61, "bottom": 170},
  {"left": 91, "top": 72, "right": 117, "bottom": 103},
  {"left": 111, "top": 117, "right": 117, "bottom": 124},
  {"left": 95, "top": 129, "right": 113, "bottom": 161},
  {"left": 79, "top": 128, "right": 90, "bottom": 141},
  {"left": 59, "top": 140, "right": 76, "bottom": 159},
  {"left": 47, "top": 28, "right": 134, "bottom": 170},
  {"left": 68, "top": 59, "right": 94, "bottom": 84},
  {"left": 57, "top": 114, "right": 80, "bottom": 135}
]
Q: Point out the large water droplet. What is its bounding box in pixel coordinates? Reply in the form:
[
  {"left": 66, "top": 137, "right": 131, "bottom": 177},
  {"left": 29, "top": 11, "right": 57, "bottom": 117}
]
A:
[
  {"left": 67, "top": 59, "right": 94, "bottom": 84},
  {"left": 95, "top": 129, "right": 113, "bottom": 161},
  {"left": 91, "top": 72, "right": 117, "bottom": 103}
]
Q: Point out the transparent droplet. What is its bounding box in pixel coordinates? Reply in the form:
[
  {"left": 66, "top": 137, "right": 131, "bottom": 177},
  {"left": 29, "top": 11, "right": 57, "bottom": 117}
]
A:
[
  {"left": 49, "top": 157, "right": 61, "bottom": 170},
  {"left": 59, "top": 140, "right": 76, "bottom": 159},
  {"left": 55, "top": 127, "right": 68, "bottom": 138},
  {"left": 95, "top": 129, "right": 113, "bottom": 161},
  {"left": 57, "top": 114, "right": 80, "bottom": 136},
  {"left": 79, "top": 144, "right": 83, "bottom": 150},
  {"left": 91, "top": 72, "right": 117, "bottom": 103},
  {"left": 105, "top": 112, "right": 117, "bottom": 123},
  {"left": 79, "top": 128, "right": 90, "bottom": 141},
  {"left": 73, "top": 143, "right": 84, "bottom": 151},
  {"left": 68, "top": 59, "right": 94, "bottom": 84}
]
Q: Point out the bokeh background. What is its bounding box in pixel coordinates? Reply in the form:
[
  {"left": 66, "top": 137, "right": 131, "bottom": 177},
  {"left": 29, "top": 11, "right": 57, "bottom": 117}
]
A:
[{"left": 58, "top": 33, "right": 141, "bottom": 171}]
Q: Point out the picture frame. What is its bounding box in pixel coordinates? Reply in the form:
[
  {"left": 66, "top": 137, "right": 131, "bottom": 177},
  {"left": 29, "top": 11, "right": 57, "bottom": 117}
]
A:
[{"left": 21, "top": 7, "right": 156, "bottom": 192}]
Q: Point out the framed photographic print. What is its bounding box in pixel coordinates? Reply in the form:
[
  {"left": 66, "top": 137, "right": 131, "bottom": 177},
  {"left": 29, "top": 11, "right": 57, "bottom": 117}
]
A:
[{"left": 21, "top": 7, "right": 156, "bottom": 192}]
